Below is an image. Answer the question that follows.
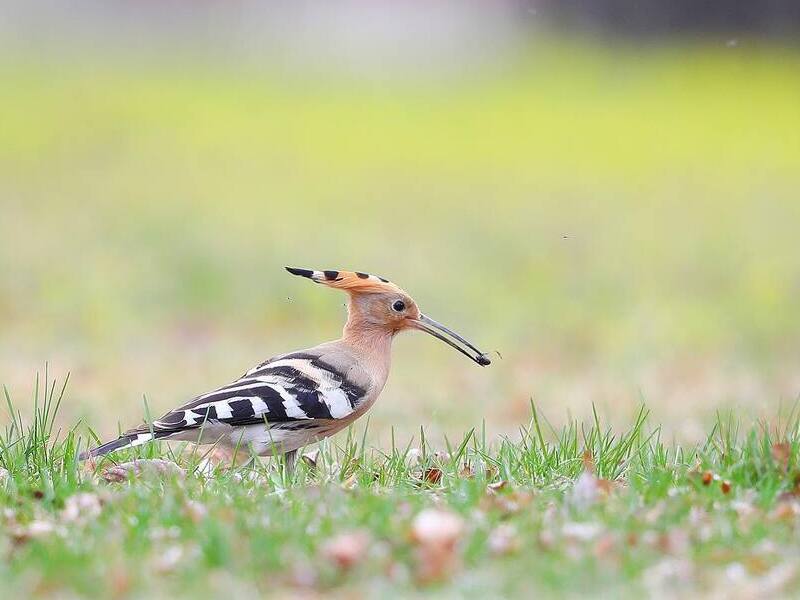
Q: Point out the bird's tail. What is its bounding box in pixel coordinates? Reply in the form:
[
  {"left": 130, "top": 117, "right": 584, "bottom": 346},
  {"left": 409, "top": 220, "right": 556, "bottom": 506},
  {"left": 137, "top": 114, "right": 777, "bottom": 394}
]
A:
[{"left": 79, "top": 429, "right": 173, "bottom": 460}]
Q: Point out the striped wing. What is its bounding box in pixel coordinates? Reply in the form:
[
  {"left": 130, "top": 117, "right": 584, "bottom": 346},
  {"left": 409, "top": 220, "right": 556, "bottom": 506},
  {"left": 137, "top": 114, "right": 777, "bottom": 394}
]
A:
[{"left": 151, "top": 352, "right": 367, "bottom": 433}]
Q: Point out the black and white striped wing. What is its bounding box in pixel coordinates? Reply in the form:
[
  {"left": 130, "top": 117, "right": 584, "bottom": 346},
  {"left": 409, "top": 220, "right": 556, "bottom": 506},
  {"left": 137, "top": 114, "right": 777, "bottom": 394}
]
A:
[{"left": 151, "top": 352, "right": 367, "bottom": 433}]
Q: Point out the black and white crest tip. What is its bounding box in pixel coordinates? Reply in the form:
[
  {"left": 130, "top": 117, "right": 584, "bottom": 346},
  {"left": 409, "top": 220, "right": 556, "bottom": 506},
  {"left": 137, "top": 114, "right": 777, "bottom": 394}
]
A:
[
  {"left": 285, "top": 267, "right": 314, "bottom": 278},
  {"left": 285, "top": 267, "right": 397, "bottom": 291}
]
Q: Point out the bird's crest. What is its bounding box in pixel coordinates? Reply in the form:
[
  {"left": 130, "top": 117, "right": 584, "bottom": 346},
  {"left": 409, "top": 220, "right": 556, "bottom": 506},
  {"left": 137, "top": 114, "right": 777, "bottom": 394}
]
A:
[{"left": 285, "top": 267, "right": 405, "bottom": 294}]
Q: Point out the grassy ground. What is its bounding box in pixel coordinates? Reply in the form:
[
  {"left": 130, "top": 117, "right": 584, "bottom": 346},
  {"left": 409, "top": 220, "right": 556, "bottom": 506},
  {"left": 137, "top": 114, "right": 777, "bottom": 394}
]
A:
[{"left": 3, "top": 372, "right": 800, "bottom": 598}]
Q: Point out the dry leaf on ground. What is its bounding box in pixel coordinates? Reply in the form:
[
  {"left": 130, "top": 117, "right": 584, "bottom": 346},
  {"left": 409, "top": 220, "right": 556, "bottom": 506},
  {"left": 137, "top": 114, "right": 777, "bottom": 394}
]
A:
[
  {"left": 772, "top": 442, "right": 792, "bottom": 469},
  {"left": 570, "top": 452, "right": 620, "bottom": 508},
  {"left": 61, "top": 492, "right": 103, "bottom": 523},
  {"left": 302, "top": 450, "right": 320, "bottom": 471},
  {"left": 487, "top": 524, "right": 520, "bottom": 556},
  {"left": 184, "top": 500, "right": 207, "bottom": 523},
  {"left": 422, "top": 467, "right": 443, "bottom": 485},
  {"left": 321, "top": 530, "right": 371, "bottom": 571},
  {"left": 10, "top": 520, "right": 61, "bottom": 545},
  {"left": 102, "top": 459, "right": 186, "bottom": 482},
  {"left": 487, "top": 480, "right": 508, "bottom": 493},
  {"left": 410, "top": 508, "right": 464, "bottom": 583},
  {"left": 153, "top": 545, "right": 184, "bottom": 574}
]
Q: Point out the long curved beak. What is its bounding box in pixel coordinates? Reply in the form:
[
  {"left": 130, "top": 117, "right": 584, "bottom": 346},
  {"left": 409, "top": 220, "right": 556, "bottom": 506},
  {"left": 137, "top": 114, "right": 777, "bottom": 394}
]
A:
[{"left": 409, "top": 314, "right": 491, "bottom": 366}]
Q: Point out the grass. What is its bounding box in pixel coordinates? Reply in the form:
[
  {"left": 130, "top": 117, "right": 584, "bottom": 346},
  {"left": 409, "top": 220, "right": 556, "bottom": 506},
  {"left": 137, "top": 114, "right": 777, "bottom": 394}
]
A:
[{"left": 3, "top": 372, "right": 800, "bottom": 598}]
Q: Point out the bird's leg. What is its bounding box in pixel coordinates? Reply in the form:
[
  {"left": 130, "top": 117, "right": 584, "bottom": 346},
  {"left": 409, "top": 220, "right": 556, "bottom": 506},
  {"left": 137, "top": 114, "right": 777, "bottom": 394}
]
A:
[{"left": 284, "top": 449, "right": 298, "bottom": 480}]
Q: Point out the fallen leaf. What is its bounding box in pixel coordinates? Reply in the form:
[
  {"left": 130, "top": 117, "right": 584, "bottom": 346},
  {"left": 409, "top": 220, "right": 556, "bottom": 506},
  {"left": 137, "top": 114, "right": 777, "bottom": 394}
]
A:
[
  {"left": 199, "top": 446, "right": 250, "bottom": 473},
  {"left": 480, "top": 484, "right": 533, "bottom": 516},
  {"left": 411, "top": 509, "right": 464, "bottom": 546},
  {"left": 321, "top": 530, "right": 371, "bottom": 571},
  {"left": 502, "top": 491, "right": 533, "bottom": 515},
  {"left": 153, "top": 545, "right": 183, "bottom": 574},
  {"left": 643, "top": 502, "right": 666, "bottom": 524},
  {"left": 406, "top": 448, "right": 422, "bottom": 464},
  {"left": 752, "top": 563, "right": 798, "bottom": 596},
  {"left": 562, "top": 521, "right": 602, "bottom": 542},
  {"left": 570, "top": 470, "right": 600, "bottom": 508},
  {"left": 570, "top": 459, "right": 620, "bottom": 509},
  {"left": 148, "top": 526, "right": 181, "bottom": 542},
  {"left": 10, "top": 520, "right": 59, "bottom": 545},
  {"left": 643, "top": 558, "right": 694, "bottom": 594},
  {"left": 61, "top": 492, "right": 102, "bottom": 524},
  {"left": 688, "top": 506, "right": 709, "bottom": 526},
  {"left": 487, "top": 524, "right": 519, "bottom": 556},
  {"left": 1, "top": 508, "right": 18, "bottom": 527},
  {"left": 780, "top": 473, "right": 800, "bottom": 500},
  {"left": 538, "top": 528, "right": 556, "bottom": 550},
  {"left": 82, "top": 457, "right": 97, "bottom": 474},
  {"left": 743, "top": 554, "right": 770, "bottom": 576},
  {"left": 655, "top": 529, "right": 690, "bottom": 555},
  {"left": 582, "top": 450, "right": 596, "bottom": 474},
  {"left": 184, "top": 500, "right": 207, "bottom": 524},
  {"left": 301, "top": 450, "right": 320, "bottom": 471},
  {"left": 732, "top": 499, "right": 759, "bottom": 530},
  {"left": 596, "top": 478, "right": 622, "bottom": 494},
  {"left": 487, "top": 480, "right": 508, "bottom": 494},
  {"left": 458, "top": 464, "right": 474, "bottom": 478},
  {"left": 422, "top": 467, "right": 443, "bottom": 485},
  {"left": 340, "top": 474, "right": 358, "bottom": 490},
  {"left": 385, "top": 560, "right": 409, "bottom": 583},
  {"left": 410, "top": 509, "right": 464, "bottom": 583},
  {"left": 433, "top": 451, "right": 452, "bottom": 463},
  {"left": 108, "top": 565, "right": 131, "bottom": 597},
  {"left": 725, "top": 562, "right": 748, "bottom": 583},
  {"left": 769, "top": 501, "right": 798, "bottom": 522},
  {"left": 772, "top": 442, "right": 792, "bottom": 469},
  {"left": 102, "top": 459, "right": 186, "bottom": 482},
  {"left": 289, "top": 564, "right": 318, "bottom": 589},
  {"left": 28, "top": 520, "right": 56, "bottom": 537},
  {"left": 593, "top": 533, "right": 617, "bottom": 559}
]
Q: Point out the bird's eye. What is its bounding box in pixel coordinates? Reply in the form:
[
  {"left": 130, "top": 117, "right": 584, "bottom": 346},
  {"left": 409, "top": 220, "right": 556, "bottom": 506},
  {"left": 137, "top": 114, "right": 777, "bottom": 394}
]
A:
[{"left": 392, "top": 300, "right": 406, "bottom": 312}]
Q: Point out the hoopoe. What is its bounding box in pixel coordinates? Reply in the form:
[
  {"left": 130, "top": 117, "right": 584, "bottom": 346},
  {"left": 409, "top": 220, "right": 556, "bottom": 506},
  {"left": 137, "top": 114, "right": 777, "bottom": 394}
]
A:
[{"left": 83, "top": 268, "right": 491, "bottom": 470}]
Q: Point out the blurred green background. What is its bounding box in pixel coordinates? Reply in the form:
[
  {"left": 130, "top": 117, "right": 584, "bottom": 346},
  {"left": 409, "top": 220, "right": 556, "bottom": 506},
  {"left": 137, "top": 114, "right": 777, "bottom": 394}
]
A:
[{"left": 1, "top": 3, "right": 799, "bottom": 445}]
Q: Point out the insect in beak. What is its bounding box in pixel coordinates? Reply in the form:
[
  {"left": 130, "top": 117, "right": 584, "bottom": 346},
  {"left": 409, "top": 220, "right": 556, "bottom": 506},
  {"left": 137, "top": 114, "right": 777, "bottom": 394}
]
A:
[{"left": 409, "top": 314, "right": 491, "bottom": 366}]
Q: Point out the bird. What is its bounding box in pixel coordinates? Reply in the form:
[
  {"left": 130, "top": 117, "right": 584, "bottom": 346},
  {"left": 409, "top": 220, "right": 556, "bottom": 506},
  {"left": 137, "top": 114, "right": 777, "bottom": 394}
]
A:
[{"left": 82, "top": 267, "right": 491, "bottom": 472}]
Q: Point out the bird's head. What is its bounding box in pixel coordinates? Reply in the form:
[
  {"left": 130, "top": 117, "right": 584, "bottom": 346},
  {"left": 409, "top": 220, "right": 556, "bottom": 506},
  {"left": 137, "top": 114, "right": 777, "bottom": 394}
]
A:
[{"left": 286, "top": 267, "right": 491, "bottom": 366}]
